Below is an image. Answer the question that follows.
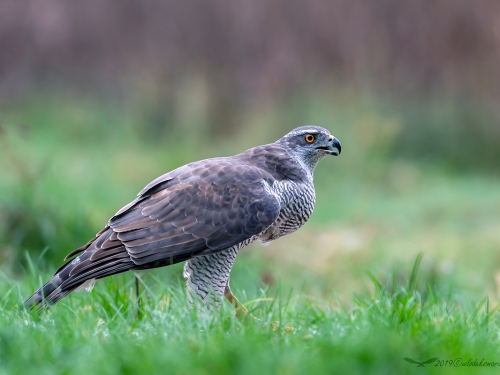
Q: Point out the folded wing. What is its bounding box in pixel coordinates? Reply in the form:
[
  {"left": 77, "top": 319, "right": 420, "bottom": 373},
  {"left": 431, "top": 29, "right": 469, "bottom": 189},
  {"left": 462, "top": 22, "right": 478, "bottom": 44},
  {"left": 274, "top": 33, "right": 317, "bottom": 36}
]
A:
[{"left": 66, "top": 159, "right": 281, "bottom": 268}]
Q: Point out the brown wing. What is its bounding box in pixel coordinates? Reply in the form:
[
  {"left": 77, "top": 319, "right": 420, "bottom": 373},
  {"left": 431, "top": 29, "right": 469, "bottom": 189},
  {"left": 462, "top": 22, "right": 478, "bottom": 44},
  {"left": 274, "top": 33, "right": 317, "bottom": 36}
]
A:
[{"left": 65, "top": 158, "right": 281, "bottom": 268}]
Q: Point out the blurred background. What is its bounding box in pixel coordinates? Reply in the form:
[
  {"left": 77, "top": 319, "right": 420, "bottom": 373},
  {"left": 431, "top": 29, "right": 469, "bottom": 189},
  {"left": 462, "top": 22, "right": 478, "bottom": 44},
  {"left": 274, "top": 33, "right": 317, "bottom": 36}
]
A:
[{"left": 1, "top": 0, "right": 500, "bottom": 303}]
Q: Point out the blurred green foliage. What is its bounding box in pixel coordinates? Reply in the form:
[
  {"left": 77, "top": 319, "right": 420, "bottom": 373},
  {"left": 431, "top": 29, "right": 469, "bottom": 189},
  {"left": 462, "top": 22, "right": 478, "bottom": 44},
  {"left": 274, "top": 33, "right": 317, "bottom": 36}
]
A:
[
  {"left": 0, "top": 94, "right": 496, "bottom": 256},
  {"left": 1, "top": 93, "right": 499, "bottom": 293}
]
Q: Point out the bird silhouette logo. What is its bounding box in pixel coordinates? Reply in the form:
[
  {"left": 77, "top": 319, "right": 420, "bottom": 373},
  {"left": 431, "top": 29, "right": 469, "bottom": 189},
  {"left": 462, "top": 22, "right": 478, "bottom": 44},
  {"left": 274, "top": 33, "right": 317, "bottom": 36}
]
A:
[{"left": 403, "top": 357, "right": 439, "bottom": 367}]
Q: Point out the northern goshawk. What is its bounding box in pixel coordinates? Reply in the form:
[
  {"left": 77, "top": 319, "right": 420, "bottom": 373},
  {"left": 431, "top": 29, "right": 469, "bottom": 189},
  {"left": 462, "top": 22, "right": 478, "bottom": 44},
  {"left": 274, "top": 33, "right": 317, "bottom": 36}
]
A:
[{"left": 25, "top": 126, "right": 341, "bottom": 311}]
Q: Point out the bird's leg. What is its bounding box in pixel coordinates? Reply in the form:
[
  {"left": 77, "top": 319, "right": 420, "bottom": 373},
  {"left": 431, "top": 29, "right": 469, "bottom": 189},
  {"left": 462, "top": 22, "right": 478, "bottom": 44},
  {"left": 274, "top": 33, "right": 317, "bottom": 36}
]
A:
[
  {"left": 224, "top": 285, "right": 294, "bottom": 332},
  {"left": 224, "top": 283, "right": 251, "bottom": 318},
  {"left": 224, "top": 281, "right": 294, "bottom": 333}
]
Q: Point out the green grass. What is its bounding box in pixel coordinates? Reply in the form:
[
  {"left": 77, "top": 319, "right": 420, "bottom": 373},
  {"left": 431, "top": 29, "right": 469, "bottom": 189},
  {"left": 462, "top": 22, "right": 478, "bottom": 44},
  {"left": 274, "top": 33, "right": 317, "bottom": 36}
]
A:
[
  {"left": 2, "top": 96, "right": 500, "bottom": 374},
  {"left": 2, "top": 255, "right": 500, "bottom": 375}
]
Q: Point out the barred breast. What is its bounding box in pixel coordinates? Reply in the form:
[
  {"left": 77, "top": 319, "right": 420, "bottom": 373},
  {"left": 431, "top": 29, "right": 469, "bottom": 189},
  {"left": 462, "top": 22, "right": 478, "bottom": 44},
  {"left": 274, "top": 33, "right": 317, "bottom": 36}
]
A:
[{"left": 258, "top": 179, "right": 316, "bottom": 243}]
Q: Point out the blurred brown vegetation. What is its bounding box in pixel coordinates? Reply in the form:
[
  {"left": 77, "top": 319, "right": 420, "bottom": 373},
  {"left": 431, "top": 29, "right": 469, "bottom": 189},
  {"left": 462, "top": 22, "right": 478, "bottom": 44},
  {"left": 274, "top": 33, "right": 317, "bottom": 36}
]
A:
[
  {"left": 2, "top": 1, "right": 499, "bottom": 102},
  {"left": 1, "top": 0, "right": 500, "bottom": 168}
]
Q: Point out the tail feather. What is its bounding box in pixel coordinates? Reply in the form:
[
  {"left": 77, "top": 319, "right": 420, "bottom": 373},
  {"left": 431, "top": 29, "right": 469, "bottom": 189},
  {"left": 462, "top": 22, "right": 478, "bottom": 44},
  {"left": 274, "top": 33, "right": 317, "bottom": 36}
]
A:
[
  {"left": 24, "top": 230, "right": 134, "bottom": 311},
  {"left": 24, "top": 274, "right": 67, "bottom": 310},
  {"left": 60, "top": 258, "right": 132, "bottom": 291}
]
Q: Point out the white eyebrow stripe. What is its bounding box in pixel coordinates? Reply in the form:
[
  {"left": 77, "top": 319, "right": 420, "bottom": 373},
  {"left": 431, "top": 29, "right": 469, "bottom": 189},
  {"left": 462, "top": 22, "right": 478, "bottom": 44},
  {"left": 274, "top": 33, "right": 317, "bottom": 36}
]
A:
[{"left": 290, "top": 128, "right": 321, "bottom": 136}]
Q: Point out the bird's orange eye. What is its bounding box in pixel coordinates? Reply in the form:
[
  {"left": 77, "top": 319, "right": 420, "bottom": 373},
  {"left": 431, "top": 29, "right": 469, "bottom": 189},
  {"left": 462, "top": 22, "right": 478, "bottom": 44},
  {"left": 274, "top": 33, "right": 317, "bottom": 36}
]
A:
[{"left": 305, "top": 134, "right": 315, "bottom": 143}]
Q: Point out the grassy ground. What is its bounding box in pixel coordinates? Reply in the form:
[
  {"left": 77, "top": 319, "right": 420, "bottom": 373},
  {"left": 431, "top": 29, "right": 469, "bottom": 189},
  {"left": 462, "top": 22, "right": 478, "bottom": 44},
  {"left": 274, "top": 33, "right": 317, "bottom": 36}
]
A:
[
  {"left": 2, "top": 257, "right": 500, "bottom": 375},
  {"left": 1, "top": 97, "right": 500, "bottom": 374}
]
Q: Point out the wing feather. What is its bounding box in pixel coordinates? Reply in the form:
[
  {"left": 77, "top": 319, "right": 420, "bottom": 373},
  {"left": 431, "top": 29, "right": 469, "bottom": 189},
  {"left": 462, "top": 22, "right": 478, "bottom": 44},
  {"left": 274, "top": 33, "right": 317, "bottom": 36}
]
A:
[{"left": 63, "top": 159, "right": 281, "bottom": 269}]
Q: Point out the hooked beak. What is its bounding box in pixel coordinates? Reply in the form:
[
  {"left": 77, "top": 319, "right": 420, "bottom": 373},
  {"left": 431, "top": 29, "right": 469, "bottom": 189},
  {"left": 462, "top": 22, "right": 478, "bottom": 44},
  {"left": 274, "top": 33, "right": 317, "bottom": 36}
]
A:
[{"left": 316, "top": 135, "right": 341, "bottom": 156}]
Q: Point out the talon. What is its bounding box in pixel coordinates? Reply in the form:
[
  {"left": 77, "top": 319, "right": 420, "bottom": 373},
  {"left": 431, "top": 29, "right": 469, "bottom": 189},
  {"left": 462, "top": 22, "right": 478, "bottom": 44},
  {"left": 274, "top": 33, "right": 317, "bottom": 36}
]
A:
[
  {"left": 224, "top": 285, "right": 294, "bottom": 332},
  {"left": 224, "top": 285, "right": 250, "bottom": 318}
]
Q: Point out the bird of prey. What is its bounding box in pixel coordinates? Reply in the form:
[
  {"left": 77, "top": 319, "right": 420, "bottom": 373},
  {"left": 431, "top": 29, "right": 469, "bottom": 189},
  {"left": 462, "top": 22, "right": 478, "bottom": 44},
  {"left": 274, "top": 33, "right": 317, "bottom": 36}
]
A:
[{"left": 24, "top": 126, "right": 341, "bottom": 313}]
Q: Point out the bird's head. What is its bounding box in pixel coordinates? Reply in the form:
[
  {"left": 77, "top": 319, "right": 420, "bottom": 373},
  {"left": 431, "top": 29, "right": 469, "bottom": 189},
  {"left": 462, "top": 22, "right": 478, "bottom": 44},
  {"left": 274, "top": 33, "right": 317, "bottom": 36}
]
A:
[{"left": 277, "top": 125, "right": 341, "bottom": 172}]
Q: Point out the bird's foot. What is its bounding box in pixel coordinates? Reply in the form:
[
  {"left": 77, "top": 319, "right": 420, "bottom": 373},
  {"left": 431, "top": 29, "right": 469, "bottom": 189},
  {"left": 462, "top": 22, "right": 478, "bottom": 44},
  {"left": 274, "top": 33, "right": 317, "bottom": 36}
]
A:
[{"left": 224, "top": 290, "right": 294, "bottom": 332}]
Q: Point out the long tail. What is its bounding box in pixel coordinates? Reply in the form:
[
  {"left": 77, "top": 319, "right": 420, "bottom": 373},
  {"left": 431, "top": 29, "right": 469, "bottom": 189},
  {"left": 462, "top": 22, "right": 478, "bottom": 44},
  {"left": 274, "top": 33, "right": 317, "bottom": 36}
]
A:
[{"left": 24, "top": 229, "right": 134, "bottom": 310}]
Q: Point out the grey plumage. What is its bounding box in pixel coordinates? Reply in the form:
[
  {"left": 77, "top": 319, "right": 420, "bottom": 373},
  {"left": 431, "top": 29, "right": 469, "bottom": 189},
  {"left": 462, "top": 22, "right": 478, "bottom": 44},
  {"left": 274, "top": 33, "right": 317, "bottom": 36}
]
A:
[{"left": 24, "top": 125, "right": 341, "bottom": 310}]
